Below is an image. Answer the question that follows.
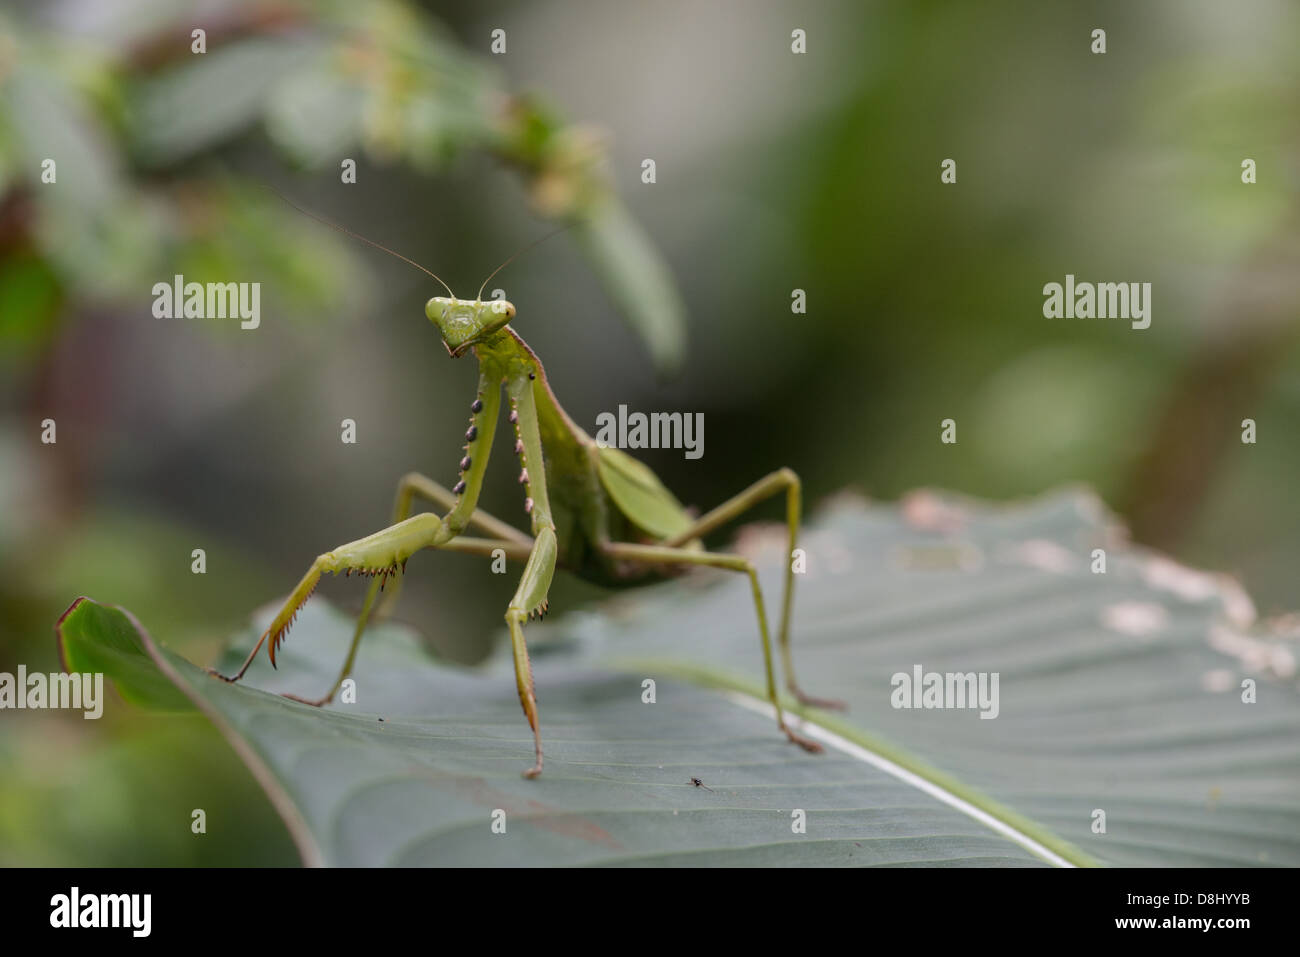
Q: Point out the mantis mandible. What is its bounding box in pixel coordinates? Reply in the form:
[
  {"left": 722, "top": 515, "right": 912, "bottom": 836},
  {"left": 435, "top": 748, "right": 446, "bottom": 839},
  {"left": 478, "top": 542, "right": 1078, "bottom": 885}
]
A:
[{"left": 210, "top": 197, "right": 842, "bottom": 778}]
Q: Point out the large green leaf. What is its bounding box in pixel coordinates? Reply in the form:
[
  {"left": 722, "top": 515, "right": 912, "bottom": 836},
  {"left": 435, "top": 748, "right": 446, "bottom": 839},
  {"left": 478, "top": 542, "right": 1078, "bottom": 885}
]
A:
[{"left": 57, "top": 490, "right": 1300, "bottom": 867}]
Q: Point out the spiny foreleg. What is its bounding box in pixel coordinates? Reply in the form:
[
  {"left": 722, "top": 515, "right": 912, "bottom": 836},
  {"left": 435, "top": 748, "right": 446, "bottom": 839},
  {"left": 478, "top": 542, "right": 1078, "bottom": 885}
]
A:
[{"left": 207, "top": 512, "right": 443, "bottom": 683}]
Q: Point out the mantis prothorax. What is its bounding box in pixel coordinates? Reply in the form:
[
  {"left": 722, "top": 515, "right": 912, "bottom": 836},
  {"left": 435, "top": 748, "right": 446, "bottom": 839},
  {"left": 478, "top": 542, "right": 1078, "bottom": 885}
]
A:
[{"left": 209, "top": 197, "right": 843, "bottom": 778}]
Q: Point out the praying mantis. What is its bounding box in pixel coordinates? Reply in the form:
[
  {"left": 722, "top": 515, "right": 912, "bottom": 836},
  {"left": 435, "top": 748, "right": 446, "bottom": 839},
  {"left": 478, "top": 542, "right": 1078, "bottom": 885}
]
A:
[{"left": 210, "top": 198, "right": 842, "bottom": 778}]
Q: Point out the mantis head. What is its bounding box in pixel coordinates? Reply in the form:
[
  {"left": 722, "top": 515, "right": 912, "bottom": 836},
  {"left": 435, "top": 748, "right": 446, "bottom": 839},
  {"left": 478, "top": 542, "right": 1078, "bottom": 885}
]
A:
[{"left": 426, "top": 297, "right": 517, "bottom": 357}]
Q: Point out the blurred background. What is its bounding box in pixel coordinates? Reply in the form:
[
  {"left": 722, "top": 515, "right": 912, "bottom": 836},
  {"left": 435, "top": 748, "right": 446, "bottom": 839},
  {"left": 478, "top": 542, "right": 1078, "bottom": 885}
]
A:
[{"left": 1, "top": 0, "right": 1296, "bottom": 865}]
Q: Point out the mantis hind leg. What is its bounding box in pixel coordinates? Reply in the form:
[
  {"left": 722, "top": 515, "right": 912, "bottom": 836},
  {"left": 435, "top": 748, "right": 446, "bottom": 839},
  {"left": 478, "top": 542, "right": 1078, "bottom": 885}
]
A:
[
  {"left": 601, "top": 540, "right": 824, "bottom": 754},
  {"left": 661, "top": 468, "right": 843, "bottom": 711}
]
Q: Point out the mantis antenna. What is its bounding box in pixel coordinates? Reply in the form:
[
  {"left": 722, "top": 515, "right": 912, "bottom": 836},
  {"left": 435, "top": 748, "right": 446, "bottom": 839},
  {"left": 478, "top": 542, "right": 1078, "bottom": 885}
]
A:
[
  {"left": 475, "top": 224, "right": 573, "bottom": 303},
  {"left": 262, "top": 186, "right": 457, "bottom": 299}
]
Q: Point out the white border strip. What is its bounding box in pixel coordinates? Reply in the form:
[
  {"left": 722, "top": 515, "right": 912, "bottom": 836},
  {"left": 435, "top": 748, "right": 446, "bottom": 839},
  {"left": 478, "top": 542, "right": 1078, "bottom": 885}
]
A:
[{"left": 725, "top": 692, "right": 1075, "bottom": 868}]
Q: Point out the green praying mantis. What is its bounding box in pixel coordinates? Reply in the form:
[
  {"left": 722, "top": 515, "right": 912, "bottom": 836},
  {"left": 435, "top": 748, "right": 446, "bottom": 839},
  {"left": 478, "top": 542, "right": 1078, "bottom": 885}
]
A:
[{"left": 210, "top": 198, "right": 843, "bottom": 778}]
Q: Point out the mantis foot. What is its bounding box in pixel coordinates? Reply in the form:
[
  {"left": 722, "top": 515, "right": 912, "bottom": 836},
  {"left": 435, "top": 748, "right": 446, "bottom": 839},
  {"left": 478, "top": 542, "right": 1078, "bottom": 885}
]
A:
[
  {"left": 784, "top": 726, "right": 824, "bottom": 754},
  {"left": 281, "top": 691, "right": 333, "bottom": 707},
  {"left": 792, "top": 688, "right": 848, "bottom": 712}
]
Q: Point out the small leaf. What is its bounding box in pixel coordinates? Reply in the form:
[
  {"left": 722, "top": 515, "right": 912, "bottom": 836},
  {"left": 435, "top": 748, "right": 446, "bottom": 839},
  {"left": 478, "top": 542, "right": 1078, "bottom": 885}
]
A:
[
  {"left": 131, "top": 39, "right": 310, "bottom": 166},
  {"left": 571, "top": 198, "right": 687, "bottom": 375},
  {"left": 56, "top": 598, "right": 194, "bottom": 712},
  {"left": 264, "top": 56, "right": 364, "bottom": 166}
]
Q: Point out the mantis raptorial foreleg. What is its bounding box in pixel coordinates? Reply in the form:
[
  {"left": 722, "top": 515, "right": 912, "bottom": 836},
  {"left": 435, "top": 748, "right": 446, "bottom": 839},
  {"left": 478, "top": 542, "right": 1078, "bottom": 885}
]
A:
[
  {"left": 212, "top": 466, "right": 535, "bottom": 705},
  {"left": 277, "top": 535, "right": 534, "bottom": 707},
  {"left": 659, "top": 468, "right": 843, "bottom": 711},
  {"left": 375, "top": 471, "right": 533, "bottom": 618},
  {"left": 209, "top": 512, "right": 447, "bottom": 685},
  {"left": 600, "top": 540, "right": 825, "bottom": 753},
  {"left": 215, "top": 368, "right": 514, "bottom": 691},
  {"left": 504, "top": 526, "right": 558, "bottom": 778},
  {"left": 392, "top": 472, "right": 534, "bottom": 543}
]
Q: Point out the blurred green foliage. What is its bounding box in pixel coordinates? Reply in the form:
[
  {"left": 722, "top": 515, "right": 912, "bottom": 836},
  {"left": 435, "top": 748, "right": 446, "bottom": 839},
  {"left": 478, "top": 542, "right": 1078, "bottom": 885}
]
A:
[{"left": 1, "top": 0, "right": 1298, "bottom": 865}]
